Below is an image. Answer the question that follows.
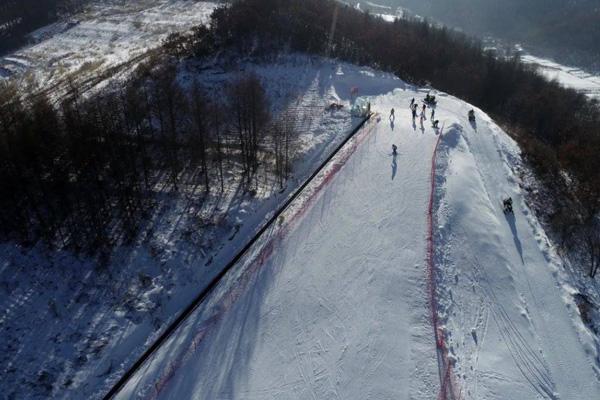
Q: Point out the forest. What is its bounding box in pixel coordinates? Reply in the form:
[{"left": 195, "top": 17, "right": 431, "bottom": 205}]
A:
[
  {"left": 0, "top": 57, "right": 300, "bottom": 257},
  {"left": 367, "top": 0, "right": 600, "bottom": 70},
  {"left": 1, "top": 0, "right": 599, "bottom": 275}
]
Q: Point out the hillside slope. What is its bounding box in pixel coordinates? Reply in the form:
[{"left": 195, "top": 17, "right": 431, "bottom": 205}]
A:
[
  {"left": 0, "top": 1, "right": 218, "bottom": 91},
  {"left": 0, "top": 55, "right": 364, "bottom": 400},
  {"left": 113, "top": 63, "right": 600, "bottom": 399},
  {"left": 434, "top": 105, "right": 600, "bottom": 399}
]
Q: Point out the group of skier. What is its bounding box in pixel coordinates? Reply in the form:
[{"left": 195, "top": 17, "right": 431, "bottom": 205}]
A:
[
  {"left": 401, "top": 96, "right": 439, "bottom": 128},
  {"left": 389, "top": 94, "right": 512, "bottom": 215},
  {"left": 392, "top": 95, "right": 476, "bottom": 130},
  {"left": 390, "top": 95, "right": 441, "bottom": 157}
]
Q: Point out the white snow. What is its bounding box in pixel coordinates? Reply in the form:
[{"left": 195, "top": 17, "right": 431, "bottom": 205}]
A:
[
  {"left": 365, "top": 1, "right": 392, "bottom": 11},
  {"left": 434, "top": 111, "right": 600, "bottom": 399},
  {"left": 112, "top": 68, "right": 600, "bottom": 400},
  {"left": 0, "top": 0, "right": 218, "bottom": 87},
  {"left": 521, "top": 54, "right": 600, "bottom": 100},
  {"left": 378, "top": 13, "right": 399, "bottom": 22},
  {"left": 117, "top": 76, "right": 445, "bottom": 400}
]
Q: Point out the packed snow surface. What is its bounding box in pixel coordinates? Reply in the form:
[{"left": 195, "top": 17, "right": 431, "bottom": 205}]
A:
[
  {"left": 115, "top": 66, "right": 600, "bottom": 399},
  {"left": 435, "top": 116, "right": 600, "bottom": 398}
]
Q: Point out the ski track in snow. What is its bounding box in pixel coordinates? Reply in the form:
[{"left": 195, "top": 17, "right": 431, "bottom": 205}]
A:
[
  {"left": 111, "top": 67, "right": 600, "bottom": 400},
  {"left": 433, "top": 108, "right": 600, "bottom": 399}
]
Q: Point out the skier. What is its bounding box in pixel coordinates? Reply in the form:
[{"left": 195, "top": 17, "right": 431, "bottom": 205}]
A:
[
  {"left": 409, "top": 98, "right": 415, "bottom": 108},
  {"left": 468, "top": 109, "right": 476, "bottom": 122},
  {"left": 430, "top": 108, "right": 435, "bottom": 121},
  {"left": 503, "top": 197, "right": 513, "bottom": 214},
  {"left": 389, "top": 108, "right": 395, "bottom": 121},
  {"left": 420, "top": 104, "right": 427, "bottom": 123},
  {"left": 411, "top": 104, "right": 417, "bottom": 120},
  {"left": 432, "top": 119, "right": 440, "bottom": 129},
  {"left": 425, "top": 93, "right": 437, "bottom": 106},
  {"left": 392, "top": 144, "right": 398, "bottom": 155}
]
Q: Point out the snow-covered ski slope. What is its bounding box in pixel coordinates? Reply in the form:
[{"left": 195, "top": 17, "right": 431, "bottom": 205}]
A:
[
  {"left": 434, "top": 118, "right": 600, "bottom": 397},
  {"left": 117, "top": 72, "right": 444, "bottom": 400},
  {"left": 111, "top": 63, "right": 600, "bottom": 400}
]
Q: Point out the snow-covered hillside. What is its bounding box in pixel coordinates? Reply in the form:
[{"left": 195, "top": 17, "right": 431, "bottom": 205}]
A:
[
  {"left": 0, "top": 55, "right": 367, "bottom": 400},
  {"left": 110, "top": 66, "right": 600, "bottom": 399},
  {"left": 521, "top": 54, "right": 600, "bottom": 100},
  {"left": 2, "top": 2, "right": 598, "bottom": 399},
  {"left": 434, "top": 111, "right": 600, "bottom": 398},
  {"left": 0, "top": 0, "right": 218, "bottom": 89}
]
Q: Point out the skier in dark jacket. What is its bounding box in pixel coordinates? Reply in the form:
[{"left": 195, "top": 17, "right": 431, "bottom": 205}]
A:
[
  {"left": 392, "top": 144, "right": 398, "bottom": 155},
  {"left": 468, "top": 109, "right": 476, "bottom": 122},
  {"left": 503, "top": 197, "right": 513, "bottom": 213},
  {"left": 420, "top": 105, "right": 427, "bottom": 123}
]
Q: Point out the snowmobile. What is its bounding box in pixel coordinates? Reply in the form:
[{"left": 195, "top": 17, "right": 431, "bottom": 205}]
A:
[
  {"left": 424, "top": 93, "right": 437, "bottom": 106},
  {"left": 502, "top": 197, "right": 513, "bottom": 214},
  {"left": 468, "top": 109, "right": 476, "bottom": 122}
]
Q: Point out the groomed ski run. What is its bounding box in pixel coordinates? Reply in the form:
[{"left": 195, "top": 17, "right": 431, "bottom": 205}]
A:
[{"left": 113, "top": 64, "right": 600, "bottom": 400}]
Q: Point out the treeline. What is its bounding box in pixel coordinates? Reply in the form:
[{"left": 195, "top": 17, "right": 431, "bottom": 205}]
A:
[
  {"left": 372, "top": 0, "right": 600, "bottom": 70},
  {"left": 0, "top": 0, "right": 87, "bottom": 55},
  {"left": 188, "top": 0, "right": 599, "bottom": 275},
  {"left": 0, "top": 62, "right": 297, "bottom": 254}
]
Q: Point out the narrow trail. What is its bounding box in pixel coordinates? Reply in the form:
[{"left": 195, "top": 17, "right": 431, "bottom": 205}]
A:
[{"left": 427, "top": 126, "right": 462, "bottom": 400}]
